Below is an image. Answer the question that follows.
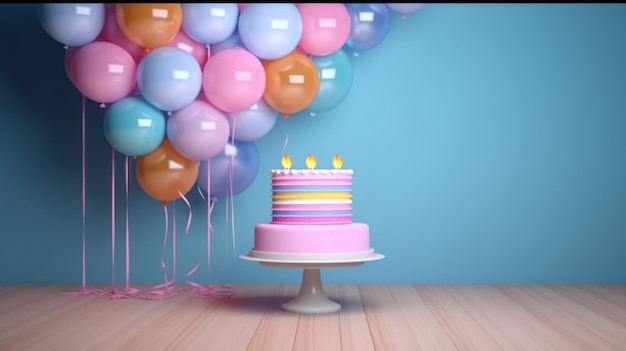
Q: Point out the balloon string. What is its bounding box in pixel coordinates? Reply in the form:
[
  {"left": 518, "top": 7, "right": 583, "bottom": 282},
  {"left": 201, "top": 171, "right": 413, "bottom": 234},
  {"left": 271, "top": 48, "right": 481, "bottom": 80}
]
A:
[
  {"left": 173, "top": 201, "right": 177, "bottom": 285},
  {"left": 111, "top": 148, "right": 116, "bottom": 291},
  {"left": 177, "top": 189, "right": 192, "bottom": 236},
  {"left": 229, "top": 117, "right": 236, "bottom": 259},
  {"left": 81, "top": 94, "right": 86, "bottom": 290},
  {"left": 125, "top": 156, "right": 130, "bottom": 291}
]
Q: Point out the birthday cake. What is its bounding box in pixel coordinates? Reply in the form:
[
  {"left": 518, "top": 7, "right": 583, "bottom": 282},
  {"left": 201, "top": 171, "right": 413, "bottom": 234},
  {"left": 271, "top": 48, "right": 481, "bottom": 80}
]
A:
[{"left": 250, "top": 154, "right": 374, "bottom": 260}]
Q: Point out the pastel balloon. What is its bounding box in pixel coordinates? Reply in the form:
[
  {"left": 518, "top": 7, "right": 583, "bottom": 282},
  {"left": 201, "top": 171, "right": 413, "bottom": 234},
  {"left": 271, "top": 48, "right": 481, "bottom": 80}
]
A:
[
  {"left": 198, "top": 139, "right": 260, "bottom": 198},
  {"left": 136, "top": 138, "right": 199, "bottom": 203},
  {"left": 181, "top": 3, "right": 239, "bottom": 45},
  {"left": 116, "top": 4, "right": 182, "bottom": 49},
  {"left": 238, "top": 4, "right": 303, "bottom": 60},
  {"left": 137, "top": 46, "right": 203, "bottom": 112},
  {"left": 167, "top": 100, "right": 230, "bottom": 161},
  {"left": 99, "top": 4, "right": 146, "bottom": 63},
  {"left": 296, "top": 4, "right": 351, "bottom": 56},
  {"left": 231, "top": 98, "right": 278, "bottom": 142},
  {"left": 64, "top": 47, "right": 79, "bottom": 85},
  {"left": 202, "top": 48, "right": 266, "bottom": 113},
  {"left": 386, "top": 3, "right": 426, "bottom": 14},
  {"left": 307, "top": 49, "right": 353, "bottom": 113},
  {"left": 263, "top": 51, "right": 320, "bottom": 115},
  {"left": 165, "top": 29, "right": 210, "bottom": 68},
  {"left": 104, "top": 97, "right": 166, "bottom": 157},
  {"left": 71, "top": 41, "right": 137, "bottom": 103},
  {"left": 209, "top": 30, "right": 248, "bottom": 56},
  {"left": 344, "top": 4, "right": 391, "bottom": 52},
  {"left": 39, "top": 3, "right": 105, "bottom": 47}
]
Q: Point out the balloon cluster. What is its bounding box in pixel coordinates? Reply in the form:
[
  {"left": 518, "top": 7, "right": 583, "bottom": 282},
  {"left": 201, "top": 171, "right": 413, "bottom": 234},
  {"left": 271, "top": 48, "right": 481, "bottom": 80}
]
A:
[{"left": 40, "top": 3, "right": 424, "bottom": 203}]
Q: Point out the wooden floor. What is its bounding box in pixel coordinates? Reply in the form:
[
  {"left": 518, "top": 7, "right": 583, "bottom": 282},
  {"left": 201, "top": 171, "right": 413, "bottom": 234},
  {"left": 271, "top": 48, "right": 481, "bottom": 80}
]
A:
[{"left": 1, "top": 284, "right": 625, "bottom": 351}]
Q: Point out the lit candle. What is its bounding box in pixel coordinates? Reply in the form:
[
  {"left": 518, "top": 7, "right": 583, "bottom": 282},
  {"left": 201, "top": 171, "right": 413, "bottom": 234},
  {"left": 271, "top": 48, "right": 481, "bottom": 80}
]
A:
[
  {"left": 332, "top": 154, "right": 343, "bottom": 170},
  {"left": 305, "top": 154, "right": 317, "bottom": 170},
  {"left": 281, "top": 154, "right": 292, "bottom": 171}
]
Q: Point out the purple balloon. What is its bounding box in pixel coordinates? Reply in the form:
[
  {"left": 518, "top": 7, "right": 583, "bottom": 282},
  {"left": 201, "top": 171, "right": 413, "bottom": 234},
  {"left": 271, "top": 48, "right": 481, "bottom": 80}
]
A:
[
  {"left": 386, "top": 3, "right": 426, "bottom": 14},
  {"left": 197, "top": 139, "right": 259, "bottom": 198},
  {"left": 209, "top": 30, "right": 249, "bottom": 56},
  {"left": 231, "top": 98, "right": 278, "bottom": 142},
  {"left": 167, "top": 100, "right": 230, "bottom": 161}
]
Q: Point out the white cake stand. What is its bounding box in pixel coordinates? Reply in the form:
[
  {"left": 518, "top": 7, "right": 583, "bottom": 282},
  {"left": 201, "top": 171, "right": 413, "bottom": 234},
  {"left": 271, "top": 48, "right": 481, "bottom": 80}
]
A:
[{"left": 240, "top": 250, "right": 384, "bottom": 314}]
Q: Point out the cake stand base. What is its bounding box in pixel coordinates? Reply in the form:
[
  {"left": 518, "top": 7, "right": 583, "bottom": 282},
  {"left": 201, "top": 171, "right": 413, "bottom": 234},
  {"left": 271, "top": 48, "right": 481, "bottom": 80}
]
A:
[{"left": 240, "top": 251, "right": 384, "bottom": 314}]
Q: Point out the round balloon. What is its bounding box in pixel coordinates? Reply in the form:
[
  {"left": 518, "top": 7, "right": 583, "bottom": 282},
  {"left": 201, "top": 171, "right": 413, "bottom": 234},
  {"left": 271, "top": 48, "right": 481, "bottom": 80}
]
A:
[
  {"left": 197, "top": 139, "right": 259, "bottom": 198},
  {"left": 181, "top": 3, "right": 239, "bottom": 45},
  {"left": 64, "top": 46, "right": 79, "bottom": 85},
  {"left": 387, "top": 3, "right": 426, "bottom": 14},
  {"left": 238, "top": 3, "right": 303, "bottom": 60},
  {"left": 307, "top": 49, "right": 353, "bottom": 113},
  {"left": 137, "top": 46, "right": 203, "bottom": 112},
  {"left": 231, "top": 98, "right": 278, "bottom": 142},
  {"left": 165, "top": 29, "right": 210, "bottom": 68},
  {"left": 167, "top": 100, "right": 230, "bottom": 161},
  {"left": 202, "top": 48, "right": 266, "bottom": 113},
  {"left": 39, "top": 3, "right": 105, "bottom": 47},
  {"left": 344, "top": 4, "right": 391, "bottom": 52},
  {"left": 104, "top": 97, "right": 166, "bottom": 157},
  {"left": 99, "top": 4, "right": 146, "bottom": 63},
  {"left": 71, "top": 41, "right": 137, "bottom": 103},
  {"left": 296, "top": 4, "right": 351, "bottom": 56},
  {"left": 136, "top": 138, "right": 199, "bottom": 203},
  {"left": 263, "top": 51, "right": 320, "bottom": 115},
  {"left": 116, "top": 4, "right": 182, "bottom": 49}
]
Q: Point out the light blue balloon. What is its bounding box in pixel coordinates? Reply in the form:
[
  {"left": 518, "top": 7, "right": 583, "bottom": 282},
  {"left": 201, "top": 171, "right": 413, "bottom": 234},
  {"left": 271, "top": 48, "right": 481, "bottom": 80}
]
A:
[
  {"left": 209, "top": 30, "right": 249, "bottom": 57},
  {"left": 137, "top": 47, "right": 203, "bottom": 112},
  {"left": 231, "top": 98, "right": 278, "bottom": 142},
  {"left": 39, "top": 3, "right": 105, "bottom": 47},
  {"left": 182, "top": 4, "right": 239, "bottom": 45},
  {"left": 307, "top": 49, "right": 354, "bottom": 113},
  {"left": 198, "top": 139, "right": 260, "bottom": 198},
  {"left": 238, "top": 4, "right": 303, "bottom": 60},
  {"left": 104, "top": 97, "right": 166, "bottom": 157},
  {"left": 344, "top": 4, "right": 391, "bottom": 52}
]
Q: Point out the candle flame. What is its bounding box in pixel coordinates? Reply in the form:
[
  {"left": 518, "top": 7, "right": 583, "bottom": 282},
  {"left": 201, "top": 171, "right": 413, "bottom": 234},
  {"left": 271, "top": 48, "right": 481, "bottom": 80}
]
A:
[
  {"left": 305, "top": 154, "right": 317, "bottom": 169},
  {"left": 332, "top": 154, "right": 343, "bottom": 169},
  {"left": 281, "top": 154, "right": 292, "bottom": 169}
]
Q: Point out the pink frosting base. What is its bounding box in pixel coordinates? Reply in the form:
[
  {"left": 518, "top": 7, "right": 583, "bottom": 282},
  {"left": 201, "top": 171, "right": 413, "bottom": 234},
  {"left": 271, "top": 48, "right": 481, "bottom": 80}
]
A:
[{"left": 254, "top": 223, "right": 370, "bottom": 254}]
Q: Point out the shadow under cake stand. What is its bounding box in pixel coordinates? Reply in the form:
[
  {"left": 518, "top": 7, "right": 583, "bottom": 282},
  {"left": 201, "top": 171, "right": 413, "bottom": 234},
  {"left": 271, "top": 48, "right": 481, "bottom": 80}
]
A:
[{"left": 240, "top": 250, "right": 384, "bottom": 314}]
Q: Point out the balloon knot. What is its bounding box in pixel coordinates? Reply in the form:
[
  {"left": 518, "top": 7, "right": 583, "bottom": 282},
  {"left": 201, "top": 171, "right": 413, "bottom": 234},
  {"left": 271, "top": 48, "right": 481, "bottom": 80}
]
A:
[
  {"left": 63, "top": 45, "right": 68, "bottom": 50},
  {"left": 229, "top": 112, "right": 235, "bottom": 118},
  {"left": 167, "top": 111, "right": 172, "bottom": 116},
  {"left": 100, "top": 103, "right": 106, "bottom": 109},
  {"left": 401, "top": 14, "right": 407, "bottom": 20},
  {"left": 353, "top": 52, "right": 360, "bottom": 57},
  {"left": 310, "top": 112, "right": 316, "bottom": 117},
  {"left": 162, "top": 201, "right": 168, "bottom": 208},
  {"left": 282, "top": 113, "right": 289, "bottom": 119}
]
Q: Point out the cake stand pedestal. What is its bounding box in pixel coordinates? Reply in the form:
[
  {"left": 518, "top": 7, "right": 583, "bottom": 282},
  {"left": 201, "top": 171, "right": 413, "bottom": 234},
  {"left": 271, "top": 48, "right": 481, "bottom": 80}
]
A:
[{"left": 240, "top": 251, "right": 384, "bottom": 314}]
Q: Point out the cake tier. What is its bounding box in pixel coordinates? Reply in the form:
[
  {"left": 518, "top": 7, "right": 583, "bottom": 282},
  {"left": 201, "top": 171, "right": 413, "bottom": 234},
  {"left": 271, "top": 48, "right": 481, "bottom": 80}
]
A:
[
  {"left": 254, "top": 223, "right": 370, "bottom": 254},
  {"left": 271, "top": 169, "right": 353, "bottom": 224}
]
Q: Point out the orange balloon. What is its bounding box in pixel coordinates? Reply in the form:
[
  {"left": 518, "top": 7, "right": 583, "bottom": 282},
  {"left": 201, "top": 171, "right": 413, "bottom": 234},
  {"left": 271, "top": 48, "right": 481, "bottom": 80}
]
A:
[
  {"left": 136, "top": 138, "right": 199, "bottom": 203},
  {"left": 116, "top": 4, "right": 182, "bottom": 49},
  {"left": 262, "top": 51, "right": 321, "bottom": 115}
]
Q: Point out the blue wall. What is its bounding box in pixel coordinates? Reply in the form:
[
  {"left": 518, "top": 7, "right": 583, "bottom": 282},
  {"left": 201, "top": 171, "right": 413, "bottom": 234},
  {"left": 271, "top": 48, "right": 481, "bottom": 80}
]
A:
[{"left": 1, "top": 4, "right": 625, "bottom": 285}]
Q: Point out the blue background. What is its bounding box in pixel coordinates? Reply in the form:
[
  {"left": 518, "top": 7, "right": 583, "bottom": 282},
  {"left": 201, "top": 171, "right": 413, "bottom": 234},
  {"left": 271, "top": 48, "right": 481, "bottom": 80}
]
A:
[{"left": 1, "top": 4, "right": 625, "bottom": 285}]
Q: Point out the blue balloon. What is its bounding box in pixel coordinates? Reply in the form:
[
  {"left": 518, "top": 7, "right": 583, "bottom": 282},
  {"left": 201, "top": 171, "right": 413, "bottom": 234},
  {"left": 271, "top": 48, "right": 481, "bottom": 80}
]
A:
[
  {"left": 103, "top": 97, "right": 166, "bottom": 157},
  {"left": 307, "top": 49, "right": 354, "bottom": 113},
  {"left": 238, "top": 4, "right": 303, "bottom": 60},
  {"left": 198, "top": 139, "right": 260, "bottom": 198},
  {"left": 137, "top": 47, "right": 203, "bottom": 113},
  {"left": 39, "top": 3, "right": 105, "bottom": 47},
  {"left": 231, "top": 98, "right": 278, "bottom": 142},
  {"left": 181, "top": 4, "right": 239, "bottom": 45},
  {"left": 344, "top": 4, "right": 391, "bottom": 52},
  {"left": 209, "top": 30, "right": 249, "bottom": 57}
]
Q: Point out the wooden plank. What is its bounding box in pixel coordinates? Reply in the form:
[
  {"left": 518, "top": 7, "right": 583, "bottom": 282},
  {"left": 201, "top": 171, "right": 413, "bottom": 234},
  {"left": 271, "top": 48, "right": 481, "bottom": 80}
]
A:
[
  {"left": 549, "top": 285, "right": 626, "bottom": 322},
  {"left": 292, "top": 304, "right": 341, "bottom": 351},
  {"left": 359, "top": 285, "right": 426, "bottom": 350},
  {"left": 445, "top": 285, "right": 604, "bottom": 350},
  {"left": 247, "top": 284, "right": 300, "bottom": 351},
  {"left": 498, "top": 285, "right": 621, "bottom": 351},
  {"left": 326, "top": 284, "right": 376, "bottom": 351},
  {"left": 415, "top": 285, "right": 501, "bottom": 351},
  {"left": 164, "top": 285, "right": 277, "bottom": 351},
  {"left": 515, "top": 285, "right": 626, "bottom": 347}
]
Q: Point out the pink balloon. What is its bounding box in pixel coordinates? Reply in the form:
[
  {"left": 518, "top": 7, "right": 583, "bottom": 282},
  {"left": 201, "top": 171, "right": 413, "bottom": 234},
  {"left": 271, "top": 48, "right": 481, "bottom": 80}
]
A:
[
  {"left": 167, "top": 99, "right": 230, "bottom": 161},
  {"left": 202, "top": 48, "right": 266, "bottom": 113},
  {"left": 296, "top": 4, "right": 351, "bottom": 56},
  {"left": 166, "top": 30, "right": 210, "bottom": 68},
  {"left": 386, "top": 3, "right": 426, "bottom": 14},
  {"left": 71, "top": 41, "right": 137, "bottom": 103},
  {"left": 99, "top": 4, "right": 147, "bottom": 63}
]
